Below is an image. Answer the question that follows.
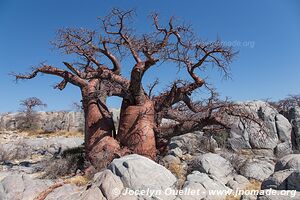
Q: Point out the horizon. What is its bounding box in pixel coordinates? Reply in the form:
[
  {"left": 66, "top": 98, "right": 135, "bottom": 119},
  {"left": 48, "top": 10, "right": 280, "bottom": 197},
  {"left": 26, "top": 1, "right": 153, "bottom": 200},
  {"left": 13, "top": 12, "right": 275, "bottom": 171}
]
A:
[{"left": 1, "top": 0, "right": 300, "bottom": 112}]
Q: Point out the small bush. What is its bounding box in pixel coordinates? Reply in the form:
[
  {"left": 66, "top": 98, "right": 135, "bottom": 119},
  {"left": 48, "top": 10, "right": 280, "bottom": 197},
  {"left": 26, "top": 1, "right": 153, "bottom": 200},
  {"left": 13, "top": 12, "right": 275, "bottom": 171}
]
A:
[
  {"left": 41, "top": 146, "right": 88, "bottom": 179},
  {"left": 212, "top": 130, "right": 230, "bottom": 149}
]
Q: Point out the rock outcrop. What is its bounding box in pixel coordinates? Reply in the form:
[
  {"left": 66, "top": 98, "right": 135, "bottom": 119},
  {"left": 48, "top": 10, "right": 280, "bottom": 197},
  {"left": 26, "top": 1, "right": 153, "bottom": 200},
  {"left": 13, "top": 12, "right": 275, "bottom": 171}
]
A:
[
  {"left": 0, "top": 109, "right": 120, "bottom": 133},
  {"left": 262, "top": 154, "right": 300, "bottom": 191},
  {"left": 288, "top": 106, "right": 300, "bottom": 150},
  {"left": 229, "top": 101, "right": 293, "bottom": 157},
  {"left": 0, "top": 111, "right": 84, "bottom": 132}
]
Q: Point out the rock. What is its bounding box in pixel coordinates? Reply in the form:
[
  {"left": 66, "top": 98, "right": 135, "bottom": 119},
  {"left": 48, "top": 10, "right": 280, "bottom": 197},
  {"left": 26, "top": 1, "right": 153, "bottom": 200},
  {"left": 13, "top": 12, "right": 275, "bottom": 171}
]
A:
[
  {"left": 79, "top": 186, "right": 106, "bottom": 200},
  {"left": 169, "top": 132, "right": 218, "bottom": 156},
  {"left": 274, "top": 154, "right": 300, "bottom": 171},
  {"left": 92, "top": 169, "right": 124, "bottom": 200},
  {"left": 285, "top": 170, "right": 300, "bottom": 191},
  {"left": 0, "top": 111, "right": 85, "bottom": 132},
  {"left": 108, "top": 154, "right": 177, "bottom": 200},
  {"left": 226, "top": 175, "right": 250, "bottom": 190},
  {"left": 261, "top": 169, "right": 295, "bottom": 190},
  {"left": 240, "top": 194, "right": 258, "bottom": 200},
  {"left": 169, "top": 147, "right": 183, "bottom": 158},
  {"left": 180, "top": 171, "right": 231, "bottom": 200},
  {"left": 275, "top": 114, "right": 292, "bottom": 142},
  {"left": 194, "top": 153, "right": 235, "bottom": 183},
  {"left": 0, "top": 173, "right": 53, "bottom": 200},
  {"left": 288, "top": 106, "right": 300, "bottom": 150},
  {"left": 229, "top": 101, "right": 278, "bottom": 149},
  {"left": 252, "top": 149, "right": 275, "bottom": 158},
  {"left": 229, "top": 101, "right": 292, "bottom": 156},
  {"left": 239, "top": 157, "right": 274, "bottom": 181},
  {"left": 274, "top": 142, "right": 293, "bottom": 158},
  {"left": 0, "top": 136, "right": 83, "bottom": 160},
  {"left": 160, "top": 155, "right": 187, "bottom": 187},
  {"left": 44, "top": 184, "right": 82, "bottom": 200},
  {"left": 257, "top": 190, "right": 300, "bottom": 200}
]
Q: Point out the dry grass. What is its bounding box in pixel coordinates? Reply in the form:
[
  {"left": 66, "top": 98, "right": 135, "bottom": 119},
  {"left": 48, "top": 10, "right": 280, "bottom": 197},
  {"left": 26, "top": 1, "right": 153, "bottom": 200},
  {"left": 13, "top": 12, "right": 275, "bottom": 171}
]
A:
[
  {"left": 246, "top": 179, "right": 262, "bottom": 191},
  {"left": 24, "top": 130, "right": 83, "bottom": 138},
  {"left": 65, "top": 175, "right": 90, "bottom": 186},
  {"left": 225, "top": 179, "right": 262, "bottom": 200},
  {"left": 168, "top": 163, "right": 186, "bottom": 180}
]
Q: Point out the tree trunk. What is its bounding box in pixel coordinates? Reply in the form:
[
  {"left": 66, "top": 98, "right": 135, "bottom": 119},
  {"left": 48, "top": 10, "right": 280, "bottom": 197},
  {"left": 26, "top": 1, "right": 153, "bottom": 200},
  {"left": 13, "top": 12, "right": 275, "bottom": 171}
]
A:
[
  {"left": 81, "top": 79, "right": 122, "bottom": 169},
  {"left": 117, "top": 99, "right": 157, "bottom": 159}
]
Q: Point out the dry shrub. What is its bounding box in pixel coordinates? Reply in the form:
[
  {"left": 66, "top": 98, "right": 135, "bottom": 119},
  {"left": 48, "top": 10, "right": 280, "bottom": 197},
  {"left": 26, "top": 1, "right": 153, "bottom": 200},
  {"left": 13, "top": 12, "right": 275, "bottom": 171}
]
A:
[
  {"left": 66, "top": 175, "right": 90, "bottom": 186},
  {"left": 41, "top": 146, "right": 88, "bottom": 179}
]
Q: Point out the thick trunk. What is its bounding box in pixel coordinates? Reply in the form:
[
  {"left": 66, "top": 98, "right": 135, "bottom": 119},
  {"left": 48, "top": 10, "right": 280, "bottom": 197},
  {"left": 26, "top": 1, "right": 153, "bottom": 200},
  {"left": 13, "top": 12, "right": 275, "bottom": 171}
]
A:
[
  {"left": 81, "top": 79, "right": 122, "bottom": 169},
  {"left": 117, "top": 99, "right": 157, "bottom": 159}
]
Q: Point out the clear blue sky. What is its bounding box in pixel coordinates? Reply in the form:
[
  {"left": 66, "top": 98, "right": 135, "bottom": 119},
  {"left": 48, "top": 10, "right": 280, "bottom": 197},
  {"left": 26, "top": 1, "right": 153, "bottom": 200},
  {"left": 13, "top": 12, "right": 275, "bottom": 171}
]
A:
[{"left": 0, "top": 0, "right": 299, "bottom": 112}]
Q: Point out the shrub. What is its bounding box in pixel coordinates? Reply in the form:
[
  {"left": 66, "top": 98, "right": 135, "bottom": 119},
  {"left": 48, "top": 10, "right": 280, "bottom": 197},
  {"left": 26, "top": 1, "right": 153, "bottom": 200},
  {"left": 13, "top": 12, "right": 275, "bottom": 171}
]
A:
[{"left": 41, "top": 146, "right": 88, "bottom": 179}]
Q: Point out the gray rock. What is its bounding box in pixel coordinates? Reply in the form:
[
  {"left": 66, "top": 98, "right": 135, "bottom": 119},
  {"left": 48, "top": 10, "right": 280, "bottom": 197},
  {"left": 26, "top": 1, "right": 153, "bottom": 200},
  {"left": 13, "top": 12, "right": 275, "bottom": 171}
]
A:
[
  {"left": 169, "top": 132, "right": 218, "bottom": 156},
  {"left": 239, "top": 157, "right": 274, "bottom": 181},
  {"left": 240, "top": 194, "right": 257, "bottom": 200},
  {"left": 93, "top": 169, "right": 124, "bottom": 200},
  {"left": 285, "top": 170, "right": 300, "bottom": 191},
  {"left": 0, "top": 173, "right": 53, "bottom": 200},
  {"left": 79, "top": 186, "right": 106, "bottom": 200},
  {"left": 274, "top": 142, "right": 293, "bottom": 158},
  {"left": 0, "top": 111, "right": 85, "bottom": 132},
  {"left": 257, "top": 190, "right": 300, "bottom": 200},
  {"left": 226, "top": 175, "right": 250, "bottom": 190},
  {"left": 169, "top": 132, "right": 203, "bottom": 155},
  {"left": 169, "top": 147, "right": 183, "bottom": 158},
  {"left": 108, "top": 154, "right": 177, "bottom": 200},
  {"left": 229, "top": 101, "right": 279, "bottom": 149},
  {"left": 195, "top": 153, "right": 235, "bottom": 183},
  {"left": 275, "top": 114, "right": 292, "bottom": 142},
  {"left": 44, "top": 184, "right": 81, "bottom": 200},
  {"left": 261, "top": 169, "right": 295, "bottom": 190},
  {"left": 180, "top": 171, "right": 231, "bottom": 200},
  {"left": 229, "top": 101, "right": 292, "bottom": 156},
  {"left": 0, "top": 136, "right": 83, "bottom": 160},
  {"left": 288, "top": 106, "right": 300, "bottom": 150},
  {"left": 274, "top": 154, "right": 300, "bottom": 171}
]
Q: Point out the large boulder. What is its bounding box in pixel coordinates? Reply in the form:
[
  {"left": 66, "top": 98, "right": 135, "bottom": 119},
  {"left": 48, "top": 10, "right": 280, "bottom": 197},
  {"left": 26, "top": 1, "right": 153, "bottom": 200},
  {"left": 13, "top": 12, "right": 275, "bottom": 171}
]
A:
[
  {"left": 168, "top": 132, "right": 218, "bottom": 156},
  {"left": 262, "top": 154, "right": 300, "bottom": 191},
  {"left": 108, "top": 154, "right": 177, "bottom": 200},
  {"left": 239, "top": 157, "right": 274, "bottom": 181},
  {"left": 228, "top": 101, "right": 292, "bottom": 156},
  {"left": 261, "top": 169, "right": 295, "bottom": 190},
  {"left": 288, "top": 106, "right": 300, "bottom": 150},
  {"left": 92, "top": 169, "right": 124, "bottom": 200},
  {"left": 274, "top": 154, "right": 300, "bottom": 171},
  {"left": 194, "top": 153, "right": 235, "bottom": 183}
]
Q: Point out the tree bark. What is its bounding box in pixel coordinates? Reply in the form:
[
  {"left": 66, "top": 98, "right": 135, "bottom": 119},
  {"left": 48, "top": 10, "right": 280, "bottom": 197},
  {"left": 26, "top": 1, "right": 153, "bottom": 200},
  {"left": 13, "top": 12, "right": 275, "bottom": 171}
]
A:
[
  {"left": 81, "top": 79, "right": 122, "bottom": 168},
  {"left": 117, "top": 99, "right": 157, "bottom": 159}
]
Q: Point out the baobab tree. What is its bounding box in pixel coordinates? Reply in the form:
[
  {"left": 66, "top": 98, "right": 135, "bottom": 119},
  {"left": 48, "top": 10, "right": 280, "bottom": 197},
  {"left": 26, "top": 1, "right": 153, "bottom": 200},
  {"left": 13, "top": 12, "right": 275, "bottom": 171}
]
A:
[
  {"left": 17, "top": 97, "right": 47, "bottom": 130},
  {"left": 13, "top": 8, "right": 253, "bottom": 168}
]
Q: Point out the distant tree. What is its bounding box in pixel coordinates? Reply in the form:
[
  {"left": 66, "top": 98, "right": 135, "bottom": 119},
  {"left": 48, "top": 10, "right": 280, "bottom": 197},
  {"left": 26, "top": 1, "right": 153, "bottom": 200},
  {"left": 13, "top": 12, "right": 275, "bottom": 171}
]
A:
[
  {"left": 269, "top": 94, "right": 300, "bottom": 117},
  {"left": 13, "top": 8, "right": 261, "bottom": 168},
  {"left": 17, "top": 97, "right": 47, "bottom": 130}
]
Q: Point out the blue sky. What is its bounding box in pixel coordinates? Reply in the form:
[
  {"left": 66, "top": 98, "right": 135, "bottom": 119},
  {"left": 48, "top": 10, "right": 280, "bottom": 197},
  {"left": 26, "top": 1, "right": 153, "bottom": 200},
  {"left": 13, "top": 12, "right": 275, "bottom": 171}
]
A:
[{"left": 0, "top": 0, "right": 299, "bottom": 112}]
